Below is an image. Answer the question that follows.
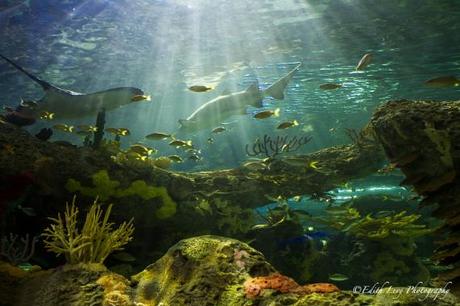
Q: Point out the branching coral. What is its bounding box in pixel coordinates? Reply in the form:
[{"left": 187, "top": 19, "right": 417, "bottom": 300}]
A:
[
  {"left": 65, "top": 170, "right": 176, "bottom": 219},
  {"left": 42, "top": 196, "right": 134, "bottom": 264},
  {"left": 0, "top": 233, "right": 38, "bottom": 265},
  {"left": 243, "top": 273, "right": 339, "bottom": 299}
]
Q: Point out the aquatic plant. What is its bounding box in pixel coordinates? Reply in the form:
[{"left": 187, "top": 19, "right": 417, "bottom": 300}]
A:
[
  {"left": 245, "top": 134, "right": 312, "bottom": 157},
  {"left": 65, "top": 170, "right": 176, "bottom": 218},
  {"left": 42, "top": 196, "right": 134, "bottom": 264},
  {"left": 243, "top": 273, "right": 339, "bottom": 299},
  {"left": 0, "top": 233, "right": 38, "bottom": 265},
  {"left": 345, "top": 211, "right": 435, "bottom": 240}
]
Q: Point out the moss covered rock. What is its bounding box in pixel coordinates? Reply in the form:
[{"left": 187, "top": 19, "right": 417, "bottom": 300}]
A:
[
  {"left": 132, "top": 235, "right": 275, "bottom": 305},
  {"left": 15, "top": 263, "right": 132, "bottom": 306}
]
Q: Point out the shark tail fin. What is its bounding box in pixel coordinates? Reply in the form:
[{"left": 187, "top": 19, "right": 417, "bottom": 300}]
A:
[
  {"left": 263, "top": 62, "right": 302, "bottom": 100},
  {"left": 0, "top": 53, "right": 53, "bottom": 90}
]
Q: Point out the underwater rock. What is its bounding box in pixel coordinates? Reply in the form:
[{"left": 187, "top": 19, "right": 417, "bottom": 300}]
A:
[
  {"left": 371, "top": 99, "right": 460, "bottom": 295},
  {"left": 0, "top": 261, "right": 29, "bottom": 305},
  {"left": 132, "top": 235, "right": 349, "bottom": 305},
  {"left": 132, "top": 235, "right": 275, "bottom": 305},
  {"left": 1, "top": 236, "right": 459, "bottom": 305},
  {"left": 11, "top": 263, "right": 131, "bottom": 306}
]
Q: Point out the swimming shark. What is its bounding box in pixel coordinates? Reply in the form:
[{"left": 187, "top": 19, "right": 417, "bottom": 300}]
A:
[
  {"left": 179, "top": 62, "right": 302, "bottom": 133},
  {"left": 0, "top": 54, "right": 145, "bottom": 121}
]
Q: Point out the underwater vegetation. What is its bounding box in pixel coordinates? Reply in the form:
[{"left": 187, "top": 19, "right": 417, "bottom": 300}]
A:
[
  {"left": 65, "top": 170, "right": 176, "bottom": 219},
  {"left": 0, "top": 233, "right": 38, "bottom": 266},
  {"left": 42, "top": 196, "right": 134, "bottom": 264},
  {"left": 245, "top": 134, "right": 312, "bottom": 158}
]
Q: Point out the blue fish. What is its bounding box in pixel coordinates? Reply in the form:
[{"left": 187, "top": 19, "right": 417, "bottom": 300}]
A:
[
  {"left": 305, "top": 231, "right": 329, "bottom": 239},
  {"left": 277, "top": 231, "right": 329, "bottom": 249}
]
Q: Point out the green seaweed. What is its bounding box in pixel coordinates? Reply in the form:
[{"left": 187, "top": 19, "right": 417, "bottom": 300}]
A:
[
  {"left": 65, "top": 170, "right": 176, "bottom": 219},
  {"left": 345, "top": 211, "right": 435, "bottom": 240}
]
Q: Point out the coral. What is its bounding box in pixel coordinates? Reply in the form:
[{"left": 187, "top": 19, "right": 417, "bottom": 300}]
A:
[
  {"left": 17, "top": 263, "right": 106, "bottom": 306},
  {"left": 0, "top": 233, "right": 38, "bottom": 265},
  {"left": 245, "top": 134, "right": 312, "bottom": 157},
  {"left": 96, "top": 274, "right": 132, "bottom": 306},
  {"left": 65, "top": 170, "right": 176, "bottom": 219},
  {"left": 42, "top": 196, "right": 134, "bottom": 264},
  {"left": 133, "top": 235, "right": 276, "bottom": 305},
  {"left": 243, "top": 273, "right": 339, "bottom": 299},
  {"left": 244, "top": 273, "right": 299, "bottom": 298}
]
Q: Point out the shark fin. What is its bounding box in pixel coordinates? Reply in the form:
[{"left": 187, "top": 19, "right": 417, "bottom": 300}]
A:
[
  {"left": 263, "top": 62, "right": 301, "bottom": 100},
  {"left": 0, "top": 53, "right": 53, "bottom": 91},
  {"left": 245, "top": 83, "right": 260, "bottom": 94}
]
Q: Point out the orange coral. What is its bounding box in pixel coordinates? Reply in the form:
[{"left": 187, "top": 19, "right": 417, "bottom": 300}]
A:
[{"left": 243, "top": 273, "right": 339, "bottom": 299}]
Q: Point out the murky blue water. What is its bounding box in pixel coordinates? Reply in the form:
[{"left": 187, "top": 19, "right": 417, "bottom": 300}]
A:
[{"left": 1, "top": 0, "right": 459, "bottom": 171}]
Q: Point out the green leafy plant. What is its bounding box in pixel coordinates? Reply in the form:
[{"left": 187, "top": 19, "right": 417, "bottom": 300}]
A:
[{"left": 65, "top": 170, "right": 176, "bottom": 219}]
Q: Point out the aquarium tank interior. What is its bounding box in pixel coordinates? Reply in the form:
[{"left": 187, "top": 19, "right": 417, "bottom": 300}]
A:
[{"left": 0, "top": 0, "right": 460, "bottom": 305}]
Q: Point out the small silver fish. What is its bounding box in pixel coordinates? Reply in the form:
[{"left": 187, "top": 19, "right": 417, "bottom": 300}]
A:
[
  {"left": 356, "top": 53, "right": 372, "bottom": 70},
  {"left": 329, "top": 273, "right": 349, "bottom": 282}
]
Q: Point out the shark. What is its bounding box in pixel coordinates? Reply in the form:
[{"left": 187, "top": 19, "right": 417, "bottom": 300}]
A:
[
  {"left": 179, "top": 62, "right": 302, "bottom": 133},
  {"left": 0, "top": 53, "right": 145, "bottom": 122}
]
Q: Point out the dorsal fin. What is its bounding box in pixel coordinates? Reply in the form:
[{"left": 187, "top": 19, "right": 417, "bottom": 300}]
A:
[
  {"left": 263, "top": 62, "right": 302, "bottom": 100},
  {"left": 245, "top": 83, "right": 260, "bottom": 94},
  {"left": 0, "top": 54, "right": 53, "bottom": 91}
]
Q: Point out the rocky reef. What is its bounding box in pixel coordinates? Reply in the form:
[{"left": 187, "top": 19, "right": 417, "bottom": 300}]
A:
[
  {"left": 1, "top": 99, "right": 460, "bottom": 303},
  {"left": 371, "top": 100, "right": 460, "bottom": 295},
  {"left": 2, "top": 235, "right": 457, "bottom": 306}
]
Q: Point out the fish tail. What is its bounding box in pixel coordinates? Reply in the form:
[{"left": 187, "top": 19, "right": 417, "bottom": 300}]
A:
[{"left": 0, "top": 53, "right": 52, "bottom": 90}]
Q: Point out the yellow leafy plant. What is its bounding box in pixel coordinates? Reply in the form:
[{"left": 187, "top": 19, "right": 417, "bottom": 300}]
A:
[{"left": 42, "top": 196, "right": 134, "bottom": 264}]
